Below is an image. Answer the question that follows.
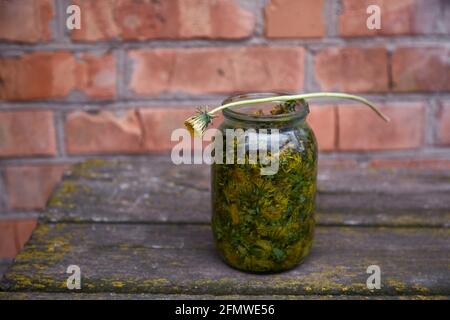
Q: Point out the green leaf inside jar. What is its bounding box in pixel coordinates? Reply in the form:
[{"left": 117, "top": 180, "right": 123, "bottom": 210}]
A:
[{"left": 212, "top": 100, "right": 317, "bottom": 272}]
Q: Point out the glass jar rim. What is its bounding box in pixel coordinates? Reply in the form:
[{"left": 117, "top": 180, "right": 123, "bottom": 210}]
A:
[{"left": 221, "top": 92, "right": 309, "bottom": 123}]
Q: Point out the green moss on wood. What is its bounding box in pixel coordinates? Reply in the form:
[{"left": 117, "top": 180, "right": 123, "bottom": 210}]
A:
[
  {"left": 71, "top": 159, "right": 115, "bottom": 179},
  {"left": 47, "top": 181, "right": 92, "bottom": 209},
  {"left": 1, "top": 224, "right": 78, "bottom": 291}
]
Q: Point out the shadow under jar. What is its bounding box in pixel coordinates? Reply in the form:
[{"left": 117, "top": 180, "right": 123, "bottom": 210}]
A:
[{"left": 211, "top": 93, "right": 318, "bottom": 273}]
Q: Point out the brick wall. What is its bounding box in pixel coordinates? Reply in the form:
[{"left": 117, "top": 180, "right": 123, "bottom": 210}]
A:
[{"left": 0, "top": 0, "right": 449, "bottom": 257}]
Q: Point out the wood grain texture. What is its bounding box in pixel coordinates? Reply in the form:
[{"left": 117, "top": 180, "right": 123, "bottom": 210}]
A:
[
  {"left": 3, "top": 157, "right": 449, "bottom": 298},
  {"left": 1, "top": 223, "right": 448, "bottom": 296},
  {"left": 0, "top": 292, "right": 447, "bottom": 300},
  {"left": 0, "top": 259, "right": 12, "bottom": 280},
  {"left": 43, "top": 156, "right": 450, "bottom": 227}
]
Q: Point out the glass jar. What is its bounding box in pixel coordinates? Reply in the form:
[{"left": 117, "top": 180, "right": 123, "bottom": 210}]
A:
[{"left": 211, "top": 93, "right": 318, "bottom": 273}]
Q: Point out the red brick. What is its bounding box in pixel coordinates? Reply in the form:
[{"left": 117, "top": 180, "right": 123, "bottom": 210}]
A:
[
  {"left": 0, "top": 52, "right": 75, "bottom": 101},
  {"left": 314, "top": 47, "right": 388, "bottom": 93},
  {"left": 437, "top": 101, "right": 450, "bottom": 145},
  {"left": 264, "top": 0, "right": 325, "bottom": 38},
  {"left": 4, "top": 166, "right": 67, "bottom": 210},
  {"left": 339, "top": 0, "right": 449, "bottom": 37},
  {"left": 0, "top": 52, "right": 116, "bottom": 101},
  {"left": 139, "top": 108, "right": 196, "bottom": 151},
  {"left": 65, "top": 107, "right": 219, "bottom": 153},
  {"left": 178, "top": 0, "right": 254, "bottom": 39},
  {"left": 369, "top": 158, "right": 450, "bottom": 169},
  {"left": 72, "top": 0, "right": 254, "bottom": 41},
  {"left": 71, "top": 0, "right": 120, "bottom": 41},
  {"left": 307, "top": 105, "right": 336, "bottom": 151},
  {"left": 318, "top": 158, "right": 359, "bottom": 170},
  {"left": 129, "top": 47, "right": 304, "bottom": 95},
  {"left": 0, "top": 110, "right": 57, "bottom": 158},
  {"left": 0, "top": 0, "right": 53, "bottom": 43},
  {"left": 14, "top": 219, "right": 38, "bottom": 248},
  {"left": 391, "top": 47, "right": 449, "bottom": 92},
  {"left": 338, "top": 103, "right": 425, "bottom": 151},
  {"left": 0, "top": 221, "right": 16, "bottom": 258},
  {"left": 65, "top": 110, "right": 144, "bottom": 154},
  {"left": 76, "top": 53, "right": 117, "bottom": 99},
  {"left": 0, "top": 219, "right": 37, "bottom": 258}
]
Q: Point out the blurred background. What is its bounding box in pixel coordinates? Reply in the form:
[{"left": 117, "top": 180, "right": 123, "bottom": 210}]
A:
[{"left": 0, "top": 0, "right": 449, "bottom": 262}]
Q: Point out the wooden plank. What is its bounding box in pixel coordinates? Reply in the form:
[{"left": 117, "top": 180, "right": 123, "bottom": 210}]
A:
[
  {"left": 0, "top": 259, "right": 12, "bottom": 280},
  {"left": 1, "top": 223, "right": 448, "bottom": 296},
  {"left": 43, "top": 157, "right": 450, "bottom": 226},
  {"left": 0, "top": 292, "right": 447, "bottom": 300}
]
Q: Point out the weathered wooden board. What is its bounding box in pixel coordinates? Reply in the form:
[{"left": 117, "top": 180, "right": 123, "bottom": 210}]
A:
[
  {"left": 0, "top": 292, "right": 447, "bottom": 300},
  {"left": 0, "top": 259, "right": 12, "bottom": 280},
  {"left": 43, "top": 157, "right": 450, "bottom": 226},
  {"left": 1, "top": 223, "right": 449, "bottom": 296}
]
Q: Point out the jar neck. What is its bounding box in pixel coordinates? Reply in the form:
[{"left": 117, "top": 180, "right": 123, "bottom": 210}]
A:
[{"left": 221, "top": 92, "right": 309, "bottom": 127}]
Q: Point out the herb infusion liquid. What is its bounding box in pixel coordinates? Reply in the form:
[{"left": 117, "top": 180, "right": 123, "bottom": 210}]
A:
[{"left": 211, "top": 93, "right": 318, "bottom": 273}]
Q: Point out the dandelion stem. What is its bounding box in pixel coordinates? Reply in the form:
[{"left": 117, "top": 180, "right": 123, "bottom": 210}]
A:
[
  {"left": 184, "top": 92, "right": 389, "bottom": 136},
  {"left": 210, "top": 92, "right": 390, "bottom": 122}
]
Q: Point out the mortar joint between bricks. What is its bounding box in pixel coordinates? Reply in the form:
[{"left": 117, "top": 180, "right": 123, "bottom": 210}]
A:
[
  {"left": 2, "top": 94, "right": 450, "bottom": 112},
  {"left": 386, "top": 50, "right": 394, "bottom": 91},
  {"left": 304, "top": 48, "right": 321, "bottom": 92},
  {"left": 115, "top": 49, "right": 127, "bottom": 99},
  {"left": 0, "top": 168, "right": 7, "bottom": 212},
  {"left": 426, "top": 98, "right": 441, "bottom": 147},
  {"left": 54, "top": 111, "right": 67, "bottom": 158},
  {"left": 237, "top": 0, "right": 266, "bottom": 38},
  {"left": 54, "top": 0, "right": 72, "bottom": 44},
  {"left": 1, "top": 36, "right": 450, "bottom": 54},
  {"left": 325, "top": 0, "right": 340, "bottom": 37}
]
